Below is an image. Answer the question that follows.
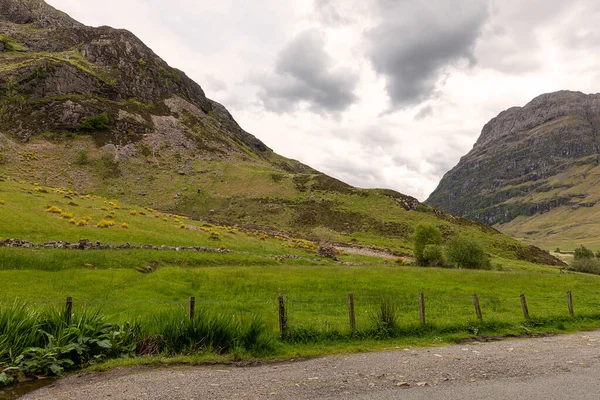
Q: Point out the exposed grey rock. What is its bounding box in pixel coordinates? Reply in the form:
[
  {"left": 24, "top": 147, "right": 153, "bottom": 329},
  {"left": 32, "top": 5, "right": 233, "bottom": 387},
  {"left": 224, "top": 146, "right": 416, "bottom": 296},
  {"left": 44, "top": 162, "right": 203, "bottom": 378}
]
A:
[{"left": 427, "top": 90, "right": 600, "bottom": 226}]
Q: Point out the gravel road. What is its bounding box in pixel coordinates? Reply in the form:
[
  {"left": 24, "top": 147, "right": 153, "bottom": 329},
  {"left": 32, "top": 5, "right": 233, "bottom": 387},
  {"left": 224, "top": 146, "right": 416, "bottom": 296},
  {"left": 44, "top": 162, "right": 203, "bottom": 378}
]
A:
[{"left": 22, "top": 330, "right": 600, "bottom": 400}]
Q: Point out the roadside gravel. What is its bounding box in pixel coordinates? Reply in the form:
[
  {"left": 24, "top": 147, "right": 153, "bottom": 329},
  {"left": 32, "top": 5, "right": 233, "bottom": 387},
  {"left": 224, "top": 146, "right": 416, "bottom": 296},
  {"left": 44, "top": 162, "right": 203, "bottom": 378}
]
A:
[{"left": 22, "top": 330, "right": 600, "bottom": 400}]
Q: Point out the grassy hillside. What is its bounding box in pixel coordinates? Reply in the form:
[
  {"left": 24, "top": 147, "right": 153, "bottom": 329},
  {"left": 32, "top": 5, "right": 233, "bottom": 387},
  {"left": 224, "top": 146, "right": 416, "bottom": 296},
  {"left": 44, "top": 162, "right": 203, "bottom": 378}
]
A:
[
  {"left": 498, "top": 161, "right": 600, "bottom": 251},
  {"left": 0, "top": 173, "right": 561, "bottom": 265}
]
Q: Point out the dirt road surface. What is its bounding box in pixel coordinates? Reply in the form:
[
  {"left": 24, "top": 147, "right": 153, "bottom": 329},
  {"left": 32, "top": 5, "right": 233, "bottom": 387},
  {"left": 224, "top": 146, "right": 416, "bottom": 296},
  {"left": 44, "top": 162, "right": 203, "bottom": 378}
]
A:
[{"left": 22, "top": 330, "right": 600, "bottom": 399}]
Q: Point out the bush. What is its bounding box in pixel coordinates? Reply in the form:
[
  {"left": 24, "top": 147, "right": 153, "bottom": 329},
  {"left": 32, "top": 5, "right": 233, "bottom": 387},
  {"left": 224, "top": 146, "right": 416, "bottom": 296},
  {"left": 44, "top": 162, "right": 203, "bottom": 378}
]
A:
[
  {"left": 570, "top": 258, "right": 600, "bottom": 274},
  {"left": 574, "top": 245, "right": 594, "bottom": 260},
  {"left": 60, "top": 211, "right": 73, "bottom": 219},
  {"left": 446, "top": 236, "right": 491, "bottom": 270},
  {"left": 80, "top": 112, "right": 109, "bottom": 131},
  {"left": 46, "top": 206, "right": 62, "bottom": 214},
  {"left": 413, "top": 224, "right": 442, "bottom": 265},
  {"left": 97, "top": 220, "right": 115, "bottom": 228},
  {"left": 421, "top": 244, "right": 446, "bottom": 267}
]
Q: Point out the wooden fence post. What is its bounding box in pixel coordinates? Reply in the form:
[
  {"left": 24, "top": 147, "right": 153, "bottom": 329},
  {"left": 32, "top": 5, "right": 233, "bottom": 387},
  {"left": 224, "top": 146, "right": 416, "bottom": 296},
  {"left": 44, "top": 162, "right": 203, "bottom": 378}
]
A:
[
  {"left": 278, "top": 296, "right": 287, "bottom": 338},
  {"left": 473, "top": 293, "right": 482, "bottom": 321},
  {"left": 419, "top": 292, "right": 426, "bottom": 325},
  {"left": 189, "top": 296, "right": 195, "bottom": 320},
  {"left": 65, "top": 296, "right": 73, "bottom": 324},
  {"left": 567, "top": 291, "right": 574, "bottom": 316},
  {"left": 348, "top": 293, "right": 356, "bottom": 331},
  {"left": 520, "top": 293, "right": 529, "bottom": 319}
]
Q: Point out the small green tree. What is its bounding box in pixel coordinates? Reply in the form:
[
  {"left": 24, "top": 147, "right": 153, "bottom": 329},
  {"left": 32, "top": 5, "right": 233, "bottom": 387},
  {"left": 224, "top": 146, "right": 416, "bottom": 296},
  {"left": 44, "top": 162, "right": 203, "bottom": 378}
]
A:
[
  {"left": 413, "top": 224, "right": 442, "bottom": 265},
  {"left": 422, "top": 244, "right": 446, "bottom": 267},
  {"left": 574, "top": 245, "right": 594, "bottom": 260},
  {"left": 446, "top": 236, "right": 490, "bottom": 270}
]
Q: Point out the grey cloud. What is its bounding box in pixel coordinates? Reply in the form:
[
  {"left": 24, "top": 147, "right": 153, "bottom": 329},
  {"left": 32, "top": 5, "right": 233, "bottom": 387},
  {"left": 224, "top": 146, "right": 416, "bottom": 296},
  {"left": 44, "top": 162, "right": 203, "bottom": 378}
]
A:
[
  {"left": 313, "top": 0, "right": 353, "bottom": 26},
  {"left": 477, "top": 0, "right": 574, "bottom": 73},
  {"left": 366, "top": 0, "right": 488, "bottom": 108},
  {"left": 258, "top": 29, "right": 358, "bottom": 114},
  {"left": 415, "top": 105, "right": 433, "bottom": 120}
]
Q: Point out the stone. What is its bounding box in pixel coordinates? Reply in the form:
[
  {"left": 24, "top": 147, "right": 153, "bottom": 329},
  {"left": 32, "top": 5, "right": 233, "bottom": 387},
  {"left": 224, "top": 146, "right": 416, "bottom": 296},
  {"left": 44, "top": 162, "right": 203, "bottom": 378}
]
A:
[{"left": 318, "top": 245, "right": 339, "bottom": 261}]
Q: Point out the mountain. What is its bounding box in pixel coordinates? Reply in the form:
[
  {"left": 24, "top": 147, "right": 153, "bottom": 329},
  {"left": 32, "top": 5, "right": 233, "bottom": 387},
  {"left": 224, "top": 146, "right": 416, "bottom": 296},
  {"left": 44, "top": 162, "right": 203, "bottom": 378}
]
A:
[
  {"left": 427, "top": 90, "right": 600, "bottom": 250},
  {"left": 0, "top": 0, "right": 562, "bottom": 264}
]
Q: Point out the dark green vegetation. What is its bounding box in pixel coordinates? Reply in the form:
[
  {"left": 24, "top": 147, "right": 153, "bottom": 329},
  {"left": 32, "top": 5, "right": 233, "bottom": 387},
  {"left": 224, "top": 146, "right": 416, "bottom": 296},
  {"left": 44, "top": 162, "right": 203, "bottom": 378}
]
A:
[
  {"left": 413, "top": 224, "right": 491, "bottom": 269},
  {"left": 0, "top": 303, "right": 272, "bottom": 387},
  {"left": 427, "top": 91, "right": 600, "bottom": 251}
]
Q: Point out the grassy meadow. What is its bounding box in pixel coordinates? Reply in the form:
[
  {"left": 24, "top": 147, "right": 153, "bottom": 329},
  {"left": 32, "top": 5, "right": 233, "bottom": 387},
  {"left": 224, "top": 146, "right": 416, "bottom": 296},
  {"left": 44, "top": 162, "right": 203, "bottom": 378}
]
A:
[{"left": 2, "top": 177, "right": 600, "bottom": 367}]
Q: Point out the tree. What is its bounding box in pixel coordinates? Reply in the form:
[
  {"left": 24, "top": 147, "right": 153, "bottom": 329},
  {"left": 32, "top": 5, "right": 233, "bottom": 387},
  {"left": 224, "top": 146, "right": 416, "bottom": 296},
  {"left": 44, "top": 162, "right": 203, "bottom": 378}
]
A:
[
  {"left": 574, "top": 245, "right": 594, "bottom": 260},
  {"left": 446, "top": 236, "right": 490, "bottom": 270},
  {"left": 422, "top": 244, "right": 446, "bottom": 267},
  {"left": 413, "top": 224, "right": 442, "bottom": 265}
]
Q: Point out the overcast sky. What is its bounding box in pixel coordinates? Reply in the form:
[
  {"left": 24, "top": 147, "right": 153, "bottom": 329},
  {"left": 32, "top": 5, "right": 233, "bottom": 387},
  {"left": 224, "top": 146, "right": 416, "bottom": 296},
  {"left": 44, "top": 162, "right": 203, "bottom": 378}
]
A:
[{"left": 46, "top": 0, "right": 600, "bottom": 200}]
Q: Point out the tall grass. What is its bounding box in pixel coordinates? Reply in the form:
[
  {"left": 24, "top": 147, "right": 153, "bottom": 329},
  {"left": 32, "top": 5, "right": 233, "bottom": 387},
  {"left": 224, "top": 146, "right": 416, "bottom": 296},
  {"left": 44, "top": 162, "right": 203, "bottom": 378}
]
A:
[
  {"left": 0, "top": 302, "right": 273, "bottom": 387},
  {"left": 0, "top": 303, "right": 41, "bottom": 363},
  {"left": 142, "top": 310, "right": 273, "bottom": 356}
]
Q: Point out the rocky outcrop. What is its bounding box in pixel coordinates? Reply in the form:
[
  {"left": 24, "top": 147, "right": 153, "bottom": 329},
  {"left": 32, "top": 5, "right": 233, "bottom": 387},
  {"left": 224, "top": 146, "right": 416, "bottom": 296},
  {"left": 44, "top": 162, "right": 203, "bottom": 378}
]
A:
[
  {"left": 427, "top": 90, "right": 600, "bottom": 225},
  {"left": 0, "top": 0, "right": 82, "bottom": 28},
  {"left": 0, "top": 0, "right": 271, "bottom": 161}
]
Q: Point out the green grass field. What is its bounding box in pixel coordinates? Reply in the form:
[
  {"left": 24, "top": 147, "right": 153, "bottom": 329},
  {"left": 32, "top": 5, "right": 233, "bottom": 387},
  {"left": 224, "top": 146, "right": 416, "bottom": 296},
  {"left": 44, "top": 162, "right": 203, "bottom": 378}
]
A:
[{"left": 2, "top": 177, "right": 600, "bottom": 366}]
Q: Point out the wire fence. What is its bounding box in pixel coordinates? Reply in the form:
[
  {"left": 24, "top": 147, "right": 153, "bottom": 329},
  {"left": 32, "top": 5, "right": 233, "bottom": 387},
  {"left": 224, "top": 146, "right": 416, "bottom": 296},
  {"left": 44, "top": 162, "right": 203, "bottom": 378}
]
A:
[{"left": 3, "top": 290, "right": 598, "bottom": 336}]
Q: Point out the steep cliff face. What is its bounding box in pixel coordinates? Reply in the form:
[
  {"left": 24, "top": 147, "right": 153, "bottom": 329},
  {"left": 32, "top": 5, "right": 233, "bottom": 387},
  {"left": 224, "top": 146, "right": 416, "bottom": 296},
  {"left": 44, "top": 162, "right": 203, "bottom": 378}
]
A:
[{"left": 427, "top": 90, "right": 600, "bottom": 249}]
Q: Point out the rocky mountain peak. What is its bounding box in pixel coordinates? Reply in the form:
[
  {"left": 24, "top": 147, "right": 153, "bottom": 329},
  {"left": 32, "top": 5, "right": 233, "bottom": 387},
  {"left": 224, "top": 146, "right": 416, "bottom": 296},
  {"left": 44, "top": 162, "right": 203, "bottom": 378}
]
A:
[
  {"left": 475, "top": 90, "right": 600, "bottom": 149},
  {"left": 0, "top": 0, "right": 82, "bottom": 28},
  {"left": 427, "top": 90, "right": 600, "bottom": 232}
]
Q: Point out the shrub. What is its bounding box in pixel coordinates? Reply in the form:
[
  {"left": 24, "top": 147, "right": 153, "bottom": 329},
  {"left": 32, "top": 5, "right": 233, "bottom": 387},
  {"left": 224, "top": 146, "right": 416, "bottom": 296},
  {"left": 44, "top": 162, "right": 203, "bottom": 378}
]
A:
[
  {"left": 82, "top": 216, "right": 92, "bottom": 221},
  {"left": 180, "top": 224, "right": 185, "bottom": 229},
  {"left": 121, "top": 222, "right": 129, "bottom": 229},
  {"left": 446, "top": 236, "right": 491, "bottom": 270},
  {"left": 46, "top": 206, "right": 62, "bottom": 213},
  {"left": 74, "top": 150, "right": 89, "bottom": 165},
  {"left": 421, "top": 244, "right": 446, "bottom": 267},
  {"left": 574, "top": 245, "right": 594, "bottom": 260},
  {"left": 219, "top": 244, "right": 227, "bottom": 250},
  {"left": 570, "top": 258, "right": 600, "bottom": 275},
  {"left": 139, "top": 210, "right": 146, "bottom": 215},
  {"left": 76, "top": 220, "right": 88, "bottom": 226},
  {"left": 69, "top": 218, "right": 77, "bottom": 224},
  {"left": 129, "top": 210, "right": 137, "bottom": 215},
  {"left": 80, "top": 112, "right": 109, "bottom": 131},
  {"left": 60, "top": 211, "right": 73, "bottom": 219},
  {"left": 0, "top": 200, "right": 4, "bottom": 205},
  {"left": 413, "top": 224, "right": 442, "bottom": 265},
  {"left": 97, "top": 220, "right": 115, "bottom": 228}
]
